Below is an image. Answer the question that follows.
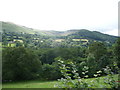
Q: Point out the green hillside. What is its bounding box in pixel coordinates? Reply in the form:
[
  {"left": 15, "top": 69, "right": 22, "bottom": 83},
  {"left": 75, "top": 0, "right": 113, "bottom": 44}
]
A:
[
  {"left": 1, "top": 21, "right": 118, "bottom": 43},
  {"left": 67, "top": 29, "right": 118, "bottom": 43},
  {"left": 1, "top": 21, "right": 35, "bottom": 34}
]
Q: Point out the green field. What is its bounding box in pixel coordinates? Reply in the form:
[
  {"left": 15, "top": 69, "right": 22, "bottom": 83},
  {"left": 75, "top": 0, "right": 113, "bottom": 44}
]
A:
[
  {"left": 2, "top": 74, "right": 118, "bottom": 88},
  {"left": 2, "top": 80, "right": 58, "bottom": 88}
]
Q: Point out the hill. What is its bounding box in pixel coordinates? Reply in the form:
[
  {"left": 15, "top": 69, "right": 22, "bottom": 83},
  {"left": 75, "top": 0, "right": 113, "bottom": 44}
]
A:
[
  {"left": 67, "top": 29, "right": 117, "bottom": 43},
  {"left": 1, "top": 21, "right": 35, "bottom": 34},
  {"left": 1, "top": 21, "right": 118, "bottom": 44}
]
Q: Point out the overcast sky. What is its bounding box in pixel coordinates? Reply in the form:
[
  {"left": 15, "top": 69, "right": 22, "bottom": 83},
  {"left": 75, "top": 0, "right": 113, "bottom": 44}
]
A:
[{"left": 0, "top": 0, "right": 119, "bottom": 36}]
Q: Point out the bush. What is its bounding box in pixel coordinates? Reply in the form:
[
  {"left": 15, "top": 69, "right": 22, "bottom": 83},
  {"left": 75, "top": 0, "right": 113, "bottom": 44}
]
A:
[{"left": 55, "top": 59, "right": 119, "bottom": 89}]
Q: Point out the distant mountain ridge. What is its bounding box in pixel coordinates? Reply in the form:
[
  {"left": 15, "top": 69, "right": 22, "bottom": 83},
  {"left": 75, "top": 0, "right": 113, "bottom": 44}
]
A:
[{"left": 1, "top": 21, "right": 118, "bottom": 43}]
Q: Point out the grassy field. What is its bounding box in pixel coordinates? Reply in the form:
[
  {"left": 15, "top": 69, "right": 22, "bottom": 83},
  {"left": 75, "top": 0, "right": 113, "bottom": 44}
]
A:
[
  {"left": 2, "top": 74, "right": 118, "bottom": 88},
  {"left": 2, "top": 80, "right": 58, "bottom": 88}
]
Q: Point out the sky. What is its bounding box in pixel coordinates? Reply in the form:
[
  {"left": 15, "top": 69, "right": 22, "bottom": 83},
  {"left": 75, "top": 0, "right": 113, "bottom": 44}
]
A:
[{"left": 0, "top": 0, "right": 119, "bottom": 36}]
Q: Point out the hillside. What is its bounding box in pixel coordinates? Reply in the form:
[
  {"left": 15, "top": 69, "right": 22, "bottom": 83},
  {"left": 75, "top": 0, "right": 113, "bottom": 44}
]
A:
[
  {"left": 36, "top": 30, "right": 79, "bottom": 36},
  {"left": 1, "top": 21, "right": 35, "bottom": 34},
  {"left": 67, "top": 29, "right": 117, "bottom": 43},
  {"left": 1, "top": 21, "right": 118, "bottom": 44}
]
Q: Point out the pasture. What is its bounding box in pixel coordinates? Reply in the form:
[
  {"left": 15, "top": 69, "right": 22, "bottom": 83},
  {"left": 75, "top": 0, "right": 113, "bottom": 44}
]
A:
[{"left": 2, "top": 74, "right": 118, "bottom": 88}]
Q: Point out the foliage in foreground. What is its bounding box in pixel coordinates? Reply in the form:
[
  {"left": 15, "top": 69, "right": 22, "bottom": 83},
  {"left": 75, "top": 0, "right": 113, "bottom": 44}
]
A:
[{"left": 54, "top": 59, "right": 119, "bottom": 89}]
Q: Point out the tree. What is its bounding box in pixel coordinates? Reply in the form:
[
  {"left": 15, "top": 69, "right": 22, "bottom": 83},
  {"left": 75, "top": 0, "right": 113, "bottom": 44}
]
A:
[
  {"left": 16, "top": 41, "right": 23, "bottom": 47},
  {"left": 41, "top": 64, "right": 61, "bottom": 80},
  {"left": 2, "top": 47, "right": 41, "bottom": 81},
  {"left": 113, "top": 38, "right": 120, "bottom": 68},
  {"left": 87, "top": 42, "right": 108, "bottom": 77},
  {"left": 87, "top": 42, "right": 107, "bottom": 60}
]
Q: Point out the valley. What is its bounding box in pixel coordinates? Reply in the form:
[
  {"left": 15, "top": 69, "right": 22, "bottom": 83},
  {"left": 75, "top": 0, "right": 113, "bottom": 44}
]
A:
[{"left": 1, "top": 21, "right": 119, "bottom": 89}]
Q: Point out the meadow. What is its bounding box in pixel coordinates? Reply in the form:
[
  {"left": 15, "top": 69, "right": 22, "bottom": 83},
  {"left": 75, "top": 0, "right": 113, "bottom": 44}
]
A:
[{"left": 2, "top": 74, "right": 118, "bottom": 88}]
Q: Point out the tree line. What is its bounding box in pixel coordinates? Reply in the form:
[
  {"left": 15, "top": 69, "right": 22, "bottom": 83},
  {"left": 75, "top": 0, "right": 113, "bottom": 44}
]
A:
[{"left": 2, "top": 38, "right": 120, "bottom": 82}]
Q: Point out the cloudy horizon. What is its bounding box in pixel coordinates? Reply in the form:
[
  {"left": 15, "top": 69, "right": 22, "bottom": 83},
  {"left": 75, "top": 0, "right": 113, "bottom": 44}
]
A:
[{"left": 0, "top": 0, "right": 119, "bottom": 36}]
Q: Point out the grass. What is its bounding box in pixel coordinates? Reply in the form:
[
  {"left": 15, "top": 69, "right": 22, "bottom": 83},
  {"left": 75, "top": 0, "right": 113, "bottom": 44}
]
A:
[
  {"left": 2, "top": 80, "right": 59, "bottom": 88},
  {"left": 2, "top": 74, "right": 118, "bottom": 88}
]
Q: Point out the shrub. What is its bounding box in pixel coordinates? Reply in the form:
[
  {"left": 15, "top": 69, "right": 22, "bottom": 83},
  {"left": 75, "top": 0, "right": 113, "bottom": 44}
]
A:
[{"left": 54, "top": 59, "right": 119, "bottom": 89}]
